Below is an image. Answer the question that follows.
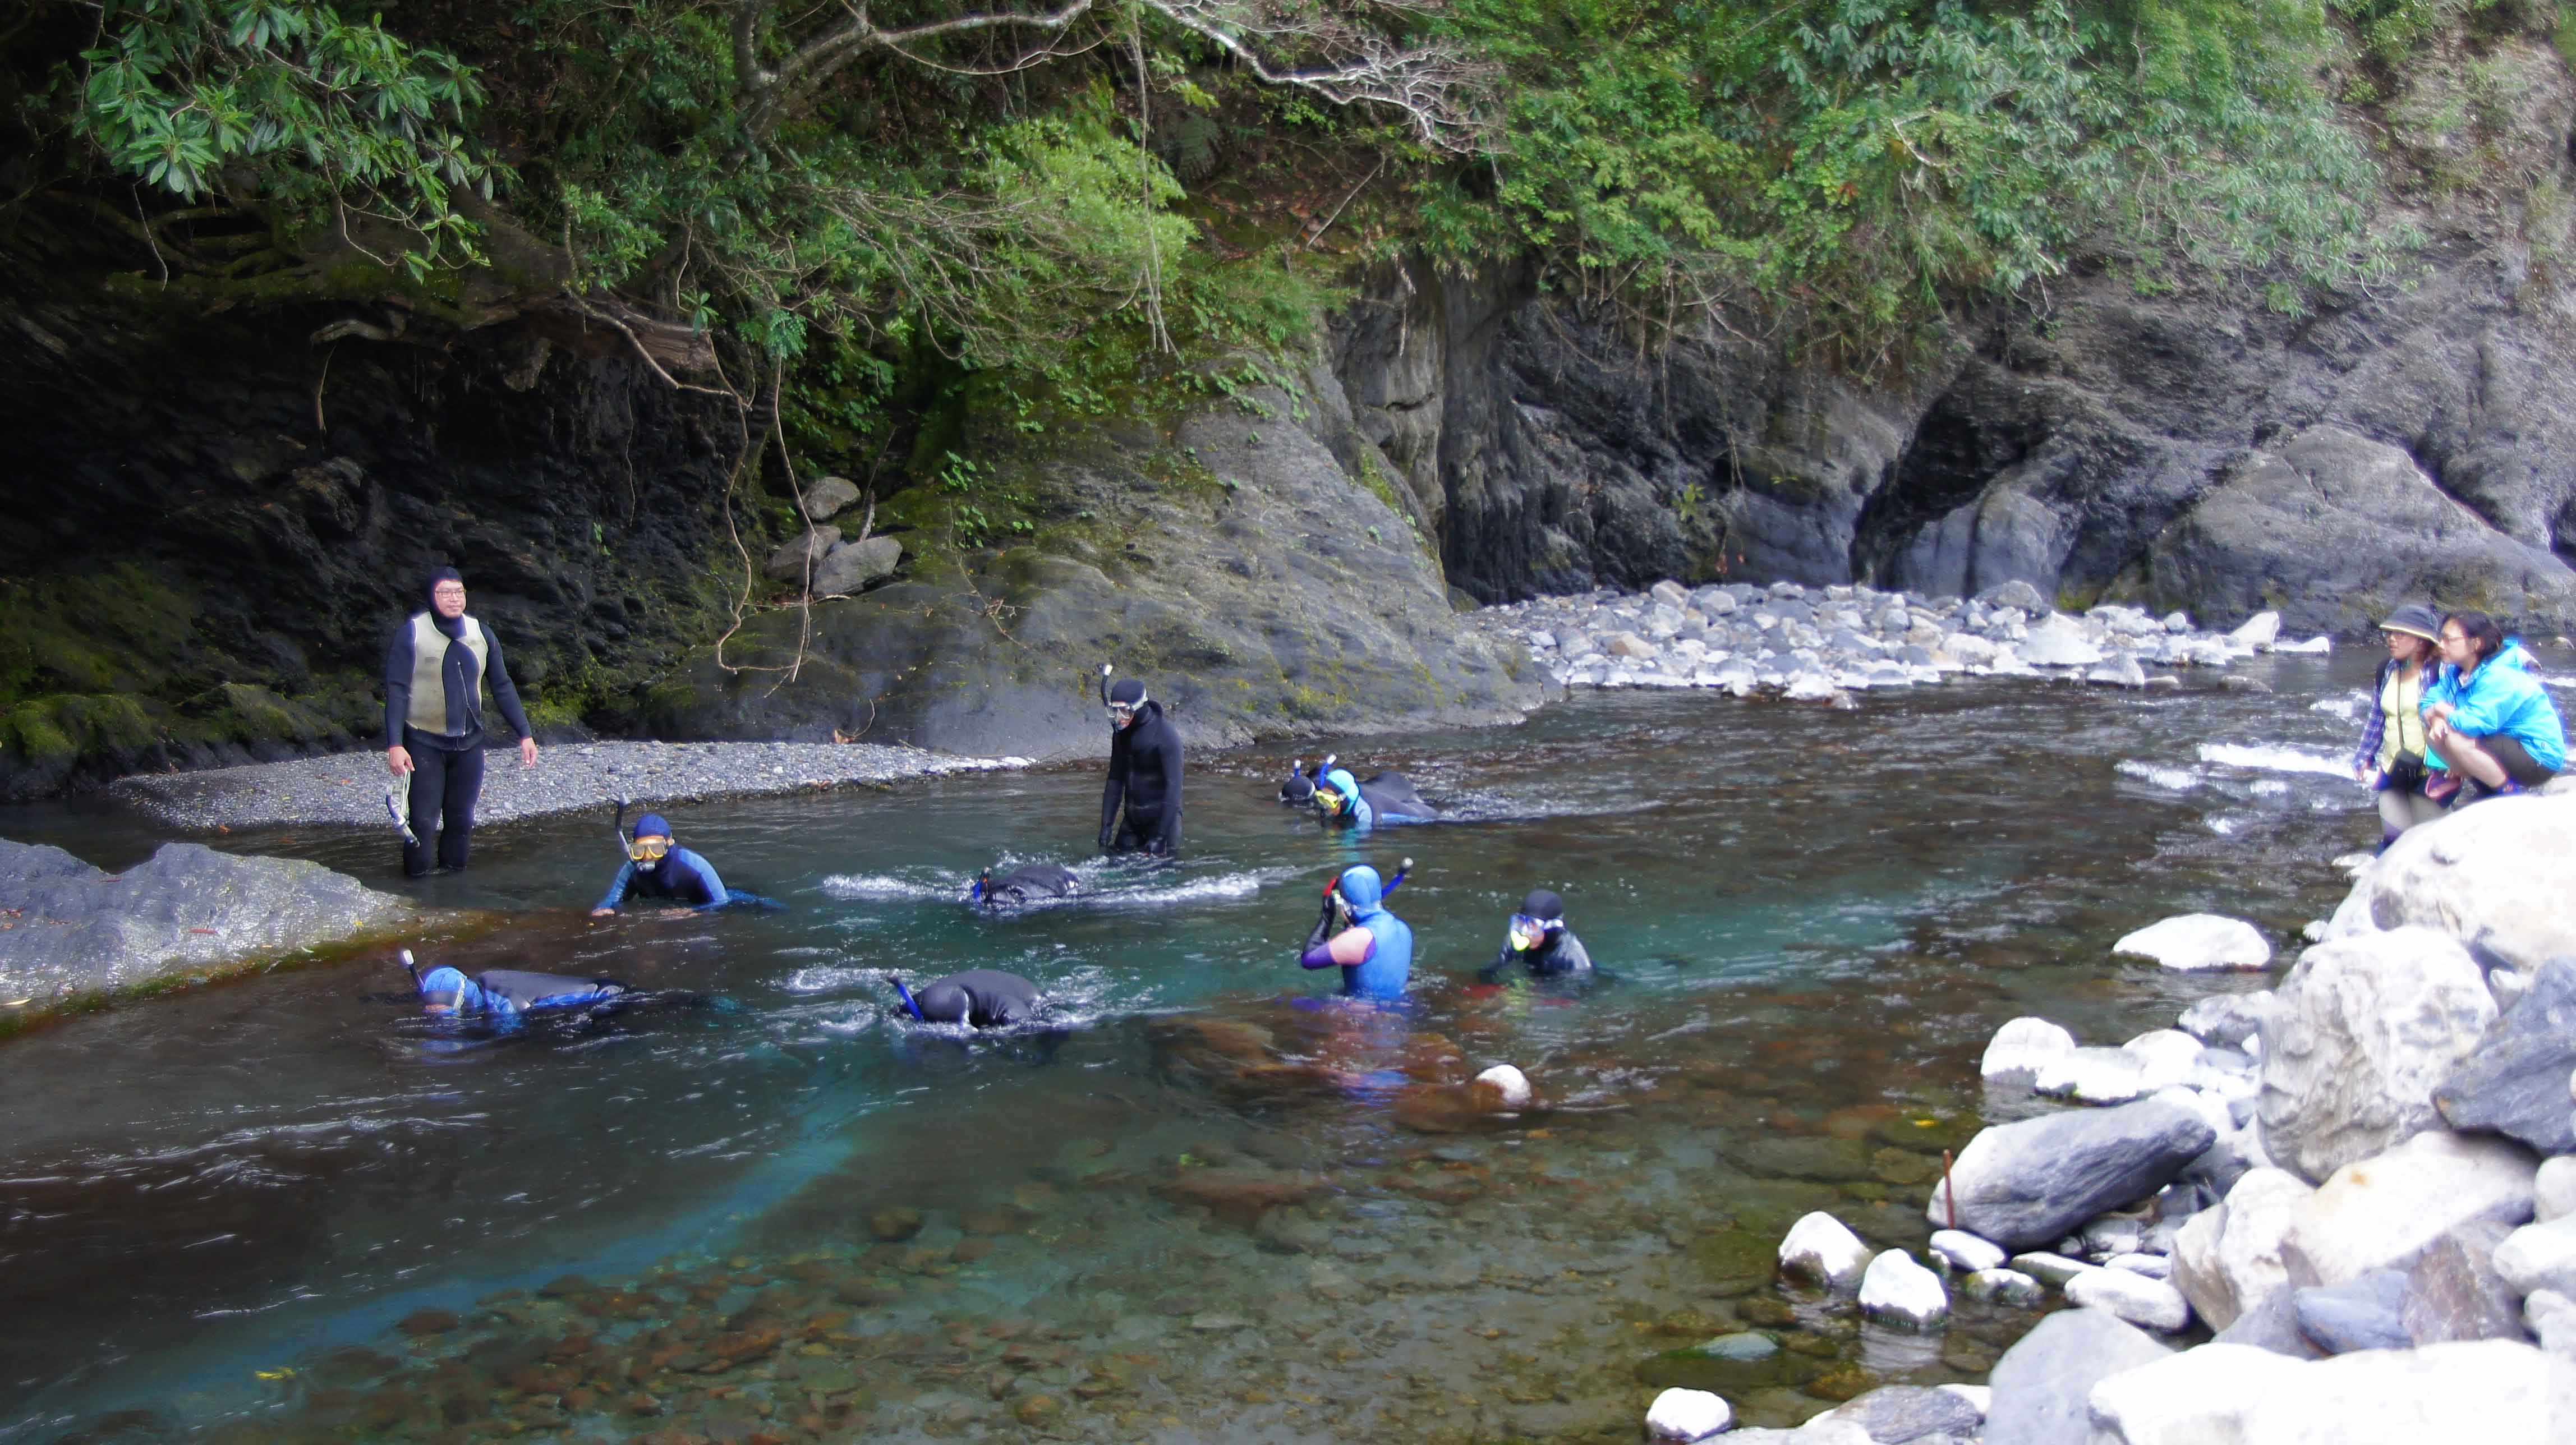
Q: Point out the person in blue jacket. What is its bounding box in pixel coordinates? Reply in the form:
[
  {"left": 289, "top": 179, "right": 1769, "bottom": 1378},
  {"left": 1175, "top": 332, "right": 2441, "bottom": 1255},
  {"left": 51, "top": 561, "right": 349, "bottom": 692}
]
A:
[
  {"left": 1298, "top": 864, "right": 1413, "bottom": 1001},
  {"left": 591, "top": 813, "right": 731, "bottom": 915},
  {"left": 2421, "top": 610, "right": 2564, "bottom": 803}
]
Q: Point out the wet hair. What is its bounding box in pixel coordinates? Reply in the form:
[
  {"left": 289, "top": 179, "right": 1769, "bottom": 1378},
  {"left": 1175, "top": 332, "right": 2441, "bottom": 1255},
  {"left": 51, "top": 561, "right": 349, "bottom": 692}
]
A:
[{"left": 2442, "top": 610, "right": 2504, "bottom": 664}]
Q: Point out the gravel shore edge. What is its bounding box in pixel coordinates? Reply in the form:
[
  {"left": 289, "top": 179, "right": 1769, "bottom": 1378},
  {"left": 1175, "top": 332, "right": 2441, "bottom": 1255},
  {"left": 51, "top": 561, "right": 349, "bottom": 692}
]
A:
[{"left": 111, "top": 740, "right": 1038, "bottom": 832}]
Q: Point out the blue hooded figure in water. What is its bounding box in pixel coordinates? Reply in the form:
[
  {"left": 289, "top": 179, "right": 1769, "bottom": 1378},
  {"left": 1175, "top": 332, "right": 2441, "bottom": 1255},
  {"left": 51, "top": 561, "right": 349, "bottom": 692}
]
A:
[
  {"left": 592, "top": 813, "right": 734, "bottom": 914},
  {"left": 1309, "top": 766, "right": 1438, "bottom": 833},
  {"left": 408, "top": 950, "right": 629, "bottom": 1023},
  {"left": 1299, "top": 864, "right": 1413, "bottom": 1000}
]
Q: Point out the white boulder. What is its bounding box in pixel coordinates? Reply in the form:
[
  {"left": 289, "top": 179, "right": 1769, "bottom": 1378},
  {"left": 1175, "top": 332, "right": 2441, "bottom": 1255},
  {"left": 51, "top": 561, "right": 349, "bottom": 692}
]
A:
[
  {"left": 2538, "top": 1156, "right": 2576, "bottom": 1224},
  {"left": 2257, "top": 927, "right": 2499, "bottom": 1183},
  {"left": 2229, "top": 610, "right": 2283, "bottom": 648},
  {"left": 2065, "top": 1267, "right": 2192, "bottom": 1332},
  {"left": 2172, "top": 1167, "right": 2313, "bottom": 1329},
  {"left": 2018, "top": 613, "right": 2106, "bottom": 668},
  {"left": 1473, "top": 1064, "right": 1532, "bottom": 1110},
  {"left": 1981, "top": 1016, "right": 2077, "bottom": 1080},
  {"left": 2034, "top": 1047, "right": 2146, "bottom": 1104},
  {"left": 2494, "top": 1214, "right": 2576, "bottom": 1299},
  {"left": 1778, "top": 1211, "right": 1872, "bottom": 1291},
  {"left": 2279, "top": 1130, "right": 2539, "bottom": 1288},
  {"left": 1928, "top": 1228, "right": 2007, "bottom": 1273},
  {"left": 1644, "top": 1387, "right": 1732, "bottom": 1441},
  {"left": 2123, "top": 1030, "right": 2206, "bottom": 1092},
  {"left": 2113, "top": 914, "right": 2272, "bottom": 971},
  {"left": 2329, "top": 794, "right": 2576, "bottom": 973},
  {"left": 2087, "top": 1341, "right": 2290, "bottom": 1442},
  {"left": 1857, "top": 1249, "right": 1949, "bottom": 1329}
]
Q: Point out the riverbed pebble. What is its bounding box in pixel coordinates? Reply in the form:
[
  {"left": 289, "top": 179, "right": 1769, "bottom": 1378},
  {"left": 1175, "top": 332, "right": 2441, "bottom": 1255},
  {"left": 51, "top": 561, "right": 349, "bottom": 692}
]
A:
[
  {"left": 112, "top": 739, "right": 1034, "bottom": 832},
  {"left": 1778, "top": 1212, "right": 1873, "bottom": 1291},
  {"left": 1928, "top": 1229, "right": 2007, "bottom": 1273}
]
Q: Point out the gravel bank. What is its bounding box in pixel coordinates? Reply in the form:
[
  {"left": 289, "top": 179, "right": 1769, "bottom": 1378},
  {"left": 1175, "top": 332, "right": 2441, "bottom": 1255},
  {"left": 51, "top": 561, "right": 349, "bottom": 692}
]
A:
[{"left": 112, "top": 740, "right": 1037, "bottom": 832}]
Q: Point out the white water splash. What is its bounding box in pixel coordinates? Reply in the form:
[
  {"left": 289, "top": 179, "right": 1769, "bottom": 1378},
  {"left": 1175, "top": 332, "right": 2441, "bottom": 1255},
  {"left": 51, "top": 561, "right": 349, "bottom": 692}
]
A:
[
  {"left": 2308, "top": 695, "right": 2362, "bottom": 720},
  {"left": 2250, "top": 779, "right": 2290, "bottom": 797},
  {"left": 2197, "top": 743, "right": 2348, "bottom": 777},
  {"left": 2115, "top": 760, "right": 2200, "bottom": 791},
  {"left": 1087, "top": 867, "right": 1295, "bottom": 908},
  {"left": 779, "top": 963, "right": 898, "bottom": 994},
  {"left": 816, "top": 872, "right": 955, "bottom": 901}
]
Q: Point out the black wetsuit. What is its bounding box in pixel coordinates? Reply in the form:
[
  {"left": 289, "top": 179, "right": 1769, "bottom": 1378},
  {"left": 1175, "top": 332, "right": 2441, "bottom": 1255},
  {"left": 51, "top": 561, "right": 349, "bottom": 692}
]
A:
[
  {"left": 913, "top": 970, "right": 1041, "bottom": 1027},
  {"left": 1479, "top": 928, "right": 1595, "bottom": 982},
  {"left": 1100, "top": 701, "right": 1183, "bottom": 855},
  {"left": 979, "top": 863, "right": 1078, "bottom": 906},
  {"left": 383, "top": 614, "right": 532, "bottom": 876}
]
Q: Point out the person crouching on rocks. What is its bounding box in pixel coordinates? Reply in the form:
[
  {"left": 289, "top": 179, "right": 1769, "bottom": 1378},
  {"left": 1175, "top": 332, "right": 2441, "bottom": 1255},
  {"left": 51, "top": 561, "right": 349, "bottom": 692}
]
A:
[
  {"left": 2420, "top": 610, "right": 2564, "bottom": 805},
  {"left": 383, "top": 568, "right": 539, "bottom": 877},
  {"left": 2350, "top": 605, "right": 2446, "bottom": 847},
  {"left": 1299, "top": 864, "right": 1413, "bottom": 1001},
  {"left": 1478, "top": 889, "right": 1595, "bottom": 982},
  {"left": 591, "top": 814, "right": 730, "bottom": 915}
]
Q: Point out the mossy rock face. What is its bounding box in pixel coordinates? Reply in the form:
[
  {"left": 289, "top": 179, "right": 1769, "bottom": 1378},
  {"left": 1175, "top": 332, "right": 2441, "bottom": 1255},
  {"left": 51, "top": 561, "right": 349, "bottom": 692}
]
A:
[{"left": 648, "top": 383, "right": 1544, "bottom": 758}]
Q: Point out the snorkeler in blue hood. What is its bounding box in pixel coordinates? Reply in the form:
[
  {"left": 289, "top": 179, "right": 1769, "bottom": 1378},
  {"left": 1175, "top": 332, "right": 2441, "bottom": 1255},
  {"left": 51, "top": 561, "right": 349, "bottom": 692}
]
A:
[
  {"left": 1302, "top": 762, "right": 1439, "bottom": 832},
  {"left": 591, "top": 812, "right": 775, "bottom": 914},
  {"left": 406, "top": 949, "right": 630, "bottom": 1020},
  {"left": 1298, "top": 863, "right": 1414, "bottom": 1001}
]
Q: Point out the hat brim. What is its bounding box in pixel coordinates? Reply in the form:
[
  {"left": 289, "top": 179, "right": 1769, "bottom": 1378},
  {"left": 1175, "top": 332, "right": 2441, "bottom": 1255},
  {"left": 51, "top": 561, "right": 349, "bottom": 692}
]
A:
[{"left": 2379, "top": 623, "right": 2439, "bottom": 641}]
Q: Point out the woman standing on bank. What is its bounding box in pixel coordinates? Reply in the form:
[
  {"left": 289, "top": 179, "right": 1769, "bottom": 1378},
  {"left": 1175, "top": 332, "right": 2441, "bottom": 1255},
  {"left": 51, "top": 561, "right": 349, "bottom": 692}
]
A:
[
  {"left": 2349, "top": 605, "right": 2446, "bottom": 848},
  {"left": 383, "top": 568, "right": 539, "bottom": 877}
]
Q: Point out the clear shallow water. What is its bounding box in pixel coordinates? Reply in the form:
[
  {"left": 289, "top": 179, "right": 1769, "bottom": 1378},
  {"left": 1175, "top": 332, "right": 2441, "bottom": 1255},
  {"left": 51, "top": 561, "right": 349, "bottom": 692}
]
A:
[{"left": 0, "top": 651, "right": 2462, "bottom": 1441}]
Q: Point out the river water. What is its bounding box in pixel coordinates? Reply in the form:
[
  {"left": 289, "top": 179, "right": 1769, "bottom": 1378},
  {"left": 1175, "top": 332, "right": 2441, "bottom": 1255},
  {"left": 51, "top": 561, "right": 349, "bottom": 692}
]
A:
[{"left": 0, "top": 652, "right": 2455, "bottom": 1441}]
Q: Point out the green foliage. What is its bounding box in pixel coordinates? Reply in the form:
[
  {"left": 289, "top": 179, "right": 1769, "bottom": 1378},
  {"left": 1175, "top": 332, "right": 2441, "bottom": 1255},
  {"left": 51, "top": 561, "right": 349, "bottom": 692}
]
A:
[
  {"left": 75, "top": 0, "right": 498, "bottom": 273},
  {"left": 1418, "top": 0, "right": 2410, "bottom": 363}
]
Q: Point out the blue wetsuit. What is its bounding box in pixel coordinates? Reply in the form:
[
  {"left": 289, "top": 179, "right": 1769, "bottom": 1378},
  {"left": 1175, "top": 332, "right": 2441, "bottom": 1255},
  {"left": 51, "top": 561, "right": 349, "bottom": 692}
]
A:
[
  {"left": 1315, "top": 767, "right": 1438, "bottom": 832},
  {"left": 417, "top": 964, "right": 628, "bottom": 1019},
  {"left": 1299, "top": 865, "right": 1413, "bottom": 1000},
  {"left": 596, "top": 847, "right": 729, "bottom": 912}
]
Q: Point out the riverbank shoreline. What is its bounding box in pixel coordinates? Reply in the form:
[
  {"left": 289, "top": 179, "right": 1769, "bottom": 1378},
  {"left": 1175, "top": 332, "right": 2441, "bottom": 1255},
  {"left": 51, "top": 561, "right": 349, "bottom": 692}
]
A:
[{"left": 110, "top": 739, "right": 1038, "bottom": 832}]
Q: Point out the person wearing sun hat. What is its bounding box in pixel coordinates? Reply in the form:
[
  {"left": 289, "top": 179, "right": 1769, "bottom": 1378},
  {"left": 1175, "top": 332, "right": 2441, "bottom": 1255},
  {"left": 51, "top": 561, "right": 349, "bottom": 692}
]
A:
[{"left": 2349, "top": 604, "right": 2448, "bottom": 847}]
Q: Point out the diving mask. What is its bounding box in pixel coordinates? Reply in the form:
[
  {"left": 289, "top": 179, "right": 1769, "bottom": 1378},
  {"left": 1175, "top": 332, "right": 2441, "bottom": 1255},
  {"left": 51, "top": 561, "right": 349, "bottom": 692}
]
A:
[
  {"left": 1315, "top": 788, "right": 1347, "bottom": 817},
  {"left": 1507, "top": 914, "right": 1554, "bottom": 952},
  {"left": 626, "top": 835, "right": 672, "bottom": 862}
]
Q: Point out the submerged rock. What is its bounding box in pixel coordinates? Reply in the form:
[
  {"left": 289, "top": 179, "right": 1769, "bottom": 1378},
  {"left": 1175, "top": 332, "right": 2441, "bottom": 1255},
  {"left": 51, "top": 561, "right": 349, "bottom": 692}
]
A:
[{"left": 0, "top": 837, "right": 404, "bottom": 1004}]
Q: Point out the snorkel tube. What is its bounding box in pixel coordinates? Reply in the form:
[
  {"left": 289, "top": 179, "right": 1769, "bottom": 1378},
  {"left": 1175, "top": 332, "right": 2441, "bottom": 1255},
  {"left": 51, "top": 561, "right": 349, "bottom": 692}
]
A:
[
  {"left": 891, "top": 977, "right": 926, "bottom": 1021},
  {"left": 1386, "top": 857, "right": 1414, "bottom": 893},
  {"left": 385, "top": 790, "right": 418, "bottom": 848},
  {"left": 399, "top": 947, "right": 423, "bottom": 988},
  {"left": 610, "top": 797, "right": 634, "bottom": 854},
  {"left": 970, "top": 869, "right": 991, "bottom": 906}
]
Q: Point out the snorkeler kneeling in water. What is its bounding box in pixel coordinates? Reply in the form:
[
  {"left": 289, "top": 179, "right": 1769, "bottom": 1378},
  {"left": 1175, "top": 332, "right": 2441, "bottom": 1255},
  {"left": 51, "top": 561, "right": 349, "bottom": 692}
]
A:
[
  {"left": 591, "top": 811, "right": 775, "bottom": 915},
  {"left": 1299, "top": 863, "right": 1414, "bottom": 1001},
  {"left": 405, "top": 948, "right": 630, "bottom": 1020},
  {"left": 1476, "top": 889, "right": 1595, "bottom": 982},
  {"left": 893, "top": 969, "right": 1042, "bottom": 1027},
  {"left": 970, "top": 863, "right": 1079, "bottom": 908}
]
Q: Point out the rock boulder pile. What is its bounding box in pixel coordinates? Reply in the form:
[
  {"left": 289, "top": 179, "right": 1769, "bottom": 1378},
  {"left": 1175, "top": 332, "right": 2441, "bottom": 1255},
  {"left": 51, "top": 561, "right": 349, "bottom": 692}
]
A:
[{"left": 1467, "top": 578, "right": 2312, "bottom": 701}]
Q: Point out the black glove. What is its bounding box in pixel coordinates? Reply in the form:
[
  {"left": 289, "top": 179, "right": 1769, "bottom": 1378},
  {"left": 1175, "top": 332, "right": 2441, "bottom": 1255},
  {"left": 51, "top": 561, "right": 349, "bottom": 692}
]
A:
[
  {"left": 1145, "top": 833, "right": 1172, "bottom": 858},
  {"left": 1098, "top": 825, "right": 1116, "bottom": 853}
]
